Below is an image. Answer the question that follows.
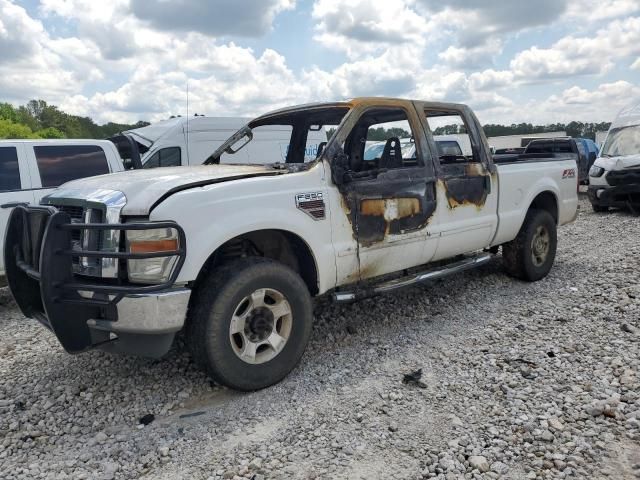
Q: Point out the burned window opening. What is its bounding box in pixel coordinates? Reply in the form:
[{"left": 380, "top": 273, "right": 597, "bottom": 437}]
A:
[
  {"left": 424, "top": 109, "right": 491, "bottom": 209},
  {"left": 206, "top": 106, "right": 350, "bottom": 166}
]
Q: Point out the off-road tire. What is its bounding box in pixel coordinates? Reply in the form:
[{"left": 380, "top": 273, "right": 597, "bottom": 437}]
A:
[
  {"left": 591, "top": 203, "right": 608, "bottom": 213},
  {"left": 186, "top": 257, "right": 313, "bottom": 391},
  {"left": 502, "top": 209, "right": 557, "bottom": 282}
]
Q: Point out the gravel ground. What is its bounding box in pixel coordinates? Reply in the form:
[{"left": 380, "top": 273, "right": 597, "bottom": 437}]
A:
[{"left": 1, "top": 195, "right": 639, "bottom": 480}]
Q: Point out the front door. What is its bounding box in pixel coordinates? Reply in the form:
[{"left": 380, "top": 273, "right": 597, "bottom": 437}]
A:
[
  {"left": 417, "top": 105, "right": 498, "bottom": 260},
  {"left": 333, "top": 104, "right": 439, "bottom": 282}
]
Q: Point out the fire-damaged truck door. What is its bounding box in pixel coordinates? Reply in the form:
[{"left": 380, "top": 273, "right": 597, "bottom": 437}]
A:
[
  {"left": 417, "top": 104, "right": 498, "bottom": 261},
  {"left": 333, "top": 103, "right": 439, "bottom": 282}
]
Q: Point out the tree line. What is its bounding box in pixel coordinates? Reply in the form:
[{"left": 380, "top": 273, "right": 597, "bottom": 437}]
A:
[
  {"left": 328, "top": 121, "right": 611, "bottom": 142},
  {"left": 1, "top": 99, "right": 611, "bottom": 141},
  {"left": 0, "top": 99, "right": 149, "bottom": 140}
]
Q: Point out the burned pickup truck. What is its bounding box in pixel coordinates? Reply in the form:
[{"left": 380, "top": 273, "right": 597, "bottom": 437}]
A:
[{"left": 4, "top": 98, "right": 578, "bottom": 390}]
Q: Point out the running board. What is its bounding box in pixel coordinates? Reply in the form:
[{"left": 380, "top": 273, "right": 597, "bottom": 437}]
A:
[{"left": 332, "top": 253, "right": 493, "bottom": 303}]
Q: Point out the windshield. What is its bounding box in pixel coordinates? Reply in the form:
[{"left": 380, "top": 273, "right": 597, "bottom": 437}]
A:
[
  {"left": 601, "top": 125, "right": 640, "bottom": 157},
  {"left": 205, "top": 106, "right": 350, "bottom": 165}
]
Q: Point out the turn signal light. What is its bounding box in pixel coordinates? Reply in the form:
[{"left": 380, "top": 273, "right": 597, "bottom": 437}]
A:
[{"left": 129, "top": 239, "right": 179, "bottom": 254}]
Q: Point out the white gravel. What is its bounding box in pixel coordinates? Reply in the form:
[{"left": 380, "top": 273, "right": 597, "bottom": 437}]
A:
[{"left": 1, "top": 196, "right": 639, "bottom": 480}]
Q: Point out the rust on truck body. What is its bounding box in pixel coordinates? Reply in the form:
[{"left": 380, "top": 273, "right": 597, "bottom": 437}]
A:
[
  {"left": 341, "top": 171, "right": 436, "bottom": 247},
  {"left": 438, "top": 164, "right": 492, "bottom": 209}
]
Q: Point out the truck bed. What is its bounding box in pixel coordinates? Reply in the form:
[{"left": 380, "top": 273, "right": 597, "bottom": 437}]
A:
[
  {"left": 493, "top": 152, "right": 577, "bottom": 164},
  {"left": 491, "top": 156, "right": 579, "bottom": 246}
]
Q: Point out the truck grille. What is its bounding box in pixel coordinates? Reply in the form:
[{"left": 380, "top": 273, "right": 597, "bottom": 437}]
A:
[
  {"left": 56, "top": 205, "right": 84, "bottom": 243},
  {"left": 607, "top": 169, "right": 640, "bottom": 186},
  {"left": 49, "top": 203, "right": 105, "bottom": 274}
]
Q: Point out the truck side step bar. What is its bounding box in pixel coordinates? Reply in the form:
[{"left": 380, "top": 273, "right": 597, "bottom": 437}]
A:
[{"left": 332, "top": 253, "right": 493, "bottom": 303}]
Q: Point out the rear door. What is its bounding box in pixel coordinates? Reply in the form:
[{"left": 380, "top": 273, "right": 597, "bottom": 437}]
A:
[
  {"left": 0, "top": 144, "right": 35, "bottom": 275},
  {"left": 416, "top": 104, "right": 498, "bottom": 261}
]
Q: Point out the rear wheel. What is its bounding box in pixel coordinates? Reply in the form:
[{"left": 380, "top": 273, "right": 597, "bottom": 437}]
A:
[
  {"left": 187, "top": 257, "right": 313, "bottom": 391},
  {"left": 502, "top": 209, "right": 557, "bottom": 282}
]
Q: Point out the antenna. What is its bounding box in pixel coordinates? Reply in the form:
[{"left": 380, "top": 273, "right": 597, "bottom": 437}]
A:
[{"left": 186, "top": 80, "right": 190, "bottom": 166}]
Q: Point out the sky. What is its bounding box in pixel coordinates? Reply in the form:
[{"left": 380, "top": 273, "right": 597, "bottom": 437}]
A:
[{"left": 1, "top": 0, "right": 639, "bottom": 125}]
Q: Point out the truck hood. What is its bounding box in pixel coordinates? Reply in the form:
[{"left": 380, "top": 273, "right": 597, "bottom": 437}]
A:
[
  {"left": 44, "top": 164, "right": 282, "bottom": 215},
  {"left": 594, "top": 154, "right": 640, "bottom": 171}
]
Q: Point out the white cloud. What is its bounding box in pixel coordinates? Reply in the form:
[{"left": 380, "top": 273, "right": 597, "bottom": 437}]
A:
[
  {"left": 312, "top": 0, "right": 427, "bottom": 58},
  {"left": 468, "top": 69, "right": 514, "bottom": 91},
  {"left": 40, "top": 0, "right": 141, "bottom": 60},
  {"left": 438, "top": 39, "right": 503, "bottom": 70},
  {"left": 514, "top": 81, "right": 640, "bottom": 124},
  {"left": 130, "top": 0, "right": 295, "bottom": 38},
  {"left": 510, "top": 17, "right": 640, "bottom": 81},
  {"left": 0, "top": 0, "right": 84, "bottom": 102},
  {"left": 414, "top": 0, "right": 568, "bottom": 53},
  {"left": 567, "top": 0, "right": 640, "bottom": 21},
  {"left": 2, "top": 0, "right": 639, "bottom": 128}
]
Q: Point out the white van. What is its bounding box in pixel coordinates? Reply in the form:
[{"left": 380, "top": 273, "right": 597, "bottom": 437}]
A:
[
  {"left": 588, "top": 100, "right": 640, "bottom": 212},
  {"left": 0, "top": 139, "right": 124, "bottom": 277},
  {"left": 114, "top": 116, "right": 327, "bottom": 169}
]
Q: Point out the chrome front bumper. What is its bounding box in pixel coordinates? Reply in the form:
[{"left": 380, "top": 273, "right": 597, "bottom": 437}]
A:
[{"left": 87, "top": 288, "right": 191, "bottom": 335}]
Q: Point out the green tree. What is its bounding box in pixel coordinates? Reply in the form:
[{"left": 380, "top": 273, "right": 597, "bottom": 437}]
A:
[
  {"left": 35, "top": 127, "right": 65, "bottom": 139},
  {"left": 0, "top": 102, "right": 18, "bottom": 122},
  {"left": 0, "top": 118, "right": 37, "bottom": 138}
]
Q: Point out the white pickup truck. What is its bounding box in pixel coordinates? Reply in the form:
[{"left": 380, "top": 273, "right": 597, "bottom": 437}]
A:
[
  {"left": 4, "top": 98, "right": 578, "bottom": 391},
  {"left": 0, "top": 140, "right": 125, "bottom": 278}
]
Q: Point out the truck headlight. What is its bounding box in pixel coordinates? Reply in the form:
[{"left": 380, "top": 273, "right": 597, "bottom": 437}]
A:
[
  {"left": 126, "top": 227, "right": 180, "bottom": 284},
  {"left": 589, "top": 166, "right": 605, "bottom": 177}
]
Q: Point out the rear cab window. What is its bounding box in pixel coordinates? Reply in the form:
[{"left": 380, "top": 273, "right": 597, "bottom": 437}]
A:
[
  {"left": 34, "top": 145, "right": 110, "bottom": 188},
  {"left": 0, "top": 146, "right": 21, "bottom": 192}
]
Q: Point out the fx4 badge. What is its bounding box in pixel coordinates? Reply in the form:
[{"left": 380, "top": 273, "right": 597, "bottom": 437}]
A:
[
  {"left": 562, "top": 168, "right": 576, "bottom": 179},
  {"left": 295, "top": 192, "right": 326, "bottom": 220}
]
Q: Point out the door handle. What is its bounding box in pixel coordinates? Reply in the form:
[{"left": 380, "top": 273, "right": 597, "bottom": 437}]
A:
[
  {"left": 1, "top": 202, "right": 29, "bottom": 209},
  {"left": 484, "top": 175, "right": 492, "bottom": 194}
]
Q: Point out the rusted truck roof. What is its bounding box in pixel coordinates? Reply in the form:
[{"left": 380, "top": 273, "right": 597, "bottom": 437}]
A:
[{"left": 251, "top": 97, "right": 474, "bottom": 124}]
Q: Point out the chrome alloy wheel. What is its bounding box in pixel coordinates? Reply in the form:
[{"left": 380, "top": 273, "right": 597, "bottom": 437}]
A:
[
  {"left": 531, "top": 225, "right": 550, "bottom": 267},
  {"left": 229, "top": 288, "right": 293, "bottom": 364}
]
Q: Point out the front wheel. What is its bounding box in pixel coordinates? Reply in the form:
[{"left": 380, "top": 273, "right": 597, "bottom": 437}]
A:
[
  {"left": 187, "top": 257, "right": 313, "bottom": 391},
  {"left": 502, "top": 209, "right": 557, "bottom": 282}
]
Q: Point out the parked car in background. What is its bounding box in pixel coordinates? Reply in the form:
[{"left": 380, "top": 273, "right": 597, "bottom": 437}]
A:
[
  {"left": 0, "top": 140, "right": 125, "bottom": 278},
  {"left": 524, "top": 138, "right": 596, "bottom": 184},
  {"left": 588, "top": 100, "right": 640, "bottom": 213},
  {"left": 110, "top": 116, "right": 327, "bottom": 169},
  {"left": 494, "top": 147, "right": 526, "bottom": 155},
  {"left": 364, "top": 137, "right": 464, "bottom": 163},
  {"left": 580, "top": 138, "right": 599, "bottom": 170},
  {"left": 5, "top": 98, "right": 578, "bottom": 391}
]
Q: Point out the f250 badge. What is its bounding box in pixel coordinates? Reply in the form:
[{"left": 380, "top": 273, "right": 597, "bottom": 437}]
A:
[
  {"left": 295, "top": 192, "right": 326, "bottom": 220},
  {"left": 562, "top": 168, "right": 576, "bottom": 179}
]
